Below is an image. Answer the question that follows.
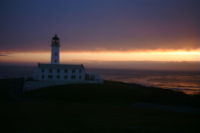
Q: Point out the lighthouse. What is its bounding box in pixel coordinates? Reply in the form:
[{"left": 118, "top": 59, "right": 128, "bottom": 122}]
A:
[
  {"left": 27, "top": 34, "right": 103, "bottom": 90},
  {"left": 51, "top": 34, "right": 60, "bottom": 64}
]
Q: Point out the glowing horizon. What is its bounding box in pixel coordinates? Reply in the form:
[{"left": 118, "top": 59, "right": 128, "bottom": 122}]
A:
[{"left": 0, "top": 50, "right": 199, "bottom": 64}]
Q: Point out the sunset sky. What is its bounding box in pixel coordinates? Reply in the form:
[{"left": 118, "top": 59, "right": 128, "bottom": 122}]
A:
[{"left": 0, "top": 0, "right": 199, "bottom": 70}]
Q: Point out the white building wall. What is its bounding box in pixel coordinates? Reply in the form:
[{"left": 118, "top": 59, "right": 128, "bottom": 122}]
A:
[
  {"left": 28, "top": 65, "right": 103, "bottom": 91},
  {"left": 35, "top": 68, "right": 86, "bottom": 83}
]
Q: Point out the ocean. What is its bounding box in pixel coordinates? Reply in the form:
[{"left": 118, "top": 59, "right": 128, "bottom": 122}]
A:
[
  {"left": 0, "top": 65, "right": 199, "bottom": 95},
  {"left": 87, "top": 68, "right": 200, "bottom": 95}
]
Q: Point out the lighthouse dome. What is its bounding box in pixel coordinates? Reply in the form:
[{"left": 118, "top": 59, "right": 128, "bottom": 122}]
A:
[
  {"left": 53, "top": 34, "right": 59, "bottom": 40},
  {"left": 51, "top": 34, "right": 60, "bottom": 47}
]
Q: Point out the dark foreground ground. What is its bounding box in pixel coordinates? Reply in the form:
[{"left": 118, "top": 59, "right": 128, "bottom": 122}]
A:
[{"left": 0, "top": 78, "right": 200, "bottom": 133}]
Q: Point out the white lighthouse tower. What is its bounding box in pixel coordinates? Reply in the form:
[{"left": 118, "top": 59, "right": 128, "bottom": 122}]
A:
[{"left": 51, "top": 34, "right": 60, "bottom": 64}]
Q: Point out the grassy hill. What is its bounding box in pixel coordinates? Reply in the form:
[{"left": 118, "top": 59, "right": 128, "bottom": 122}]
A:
[
  {"left": 25, "top": 80, "right": 200, "bottom": 106},
  {"left": 1, "top": 79, "right": 200, "bottom": 133}
]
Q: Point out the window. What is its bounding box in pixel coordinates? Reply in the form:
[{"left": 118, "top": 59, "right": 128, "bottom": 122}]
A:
[
  {"left": 79, "top": 69, "right": 82, "bottom": 73},
  {"left": 64, "top": 75, "right": 68, "bottom": 79},
  {"left": 54, "top": 52, "right": 58, "bottom": 56},
  {"left": 54, "top": 60, "right": 57, "bottom": 63},
  {"left": 57, "top": 69, "right": 60, "bottom": 73},
  {"left": 85, "top": 74, "right": 95, "bottom": 81},
  {"left": 41, "top": 75, "right": 45, "bottom": 79},
  {"left": 71, "top": 75, "right": 76, "bottom": 79},
  {"left": 79, "top": 76, "right": 82, "bottom": 79},
  {"left": 49, "top": 69, "right": 52, "bottom": 73},
  {"left": 41, "top": 69, "right": 45, "bottom": 73},
  {"left": 85, "top": 74, "right": 89, "bottom": 80},
  {"left": 57, "top": 75, "right": 60, "bottom": 79},
  {"left": 64, "top": 69, "right": 68, "bottom": 73},
  {"left": 72, "top": 69, "right": 76, "bottom": 73},
  {"left": 48, "top": 75, "right": 53, "bottom": 79}
]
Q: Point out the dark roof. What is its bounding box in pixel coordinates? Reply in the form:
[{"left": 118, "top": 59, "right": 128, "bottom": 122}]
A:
[
  {"left": 52, "top": 34, "right": 59, "bottom": 40},
  {"left": 38, "top": 63, "right": 85, "bottom": 69},
  {"left": 51, "top": 34, "right": 60, "bottom": 47}
]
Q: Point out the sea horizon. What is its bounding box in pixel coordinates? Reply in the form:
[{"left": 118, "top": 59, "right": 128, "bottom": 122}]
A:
[{"left": 0, "top": 64, "right": 199, "bottom": 95}]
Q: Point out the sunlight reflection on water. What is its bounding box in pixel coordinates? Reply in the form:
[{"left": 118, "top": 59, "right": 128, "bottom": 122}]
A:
[{"left": 89, "top": 69, "right": 200, "bottom": 95}]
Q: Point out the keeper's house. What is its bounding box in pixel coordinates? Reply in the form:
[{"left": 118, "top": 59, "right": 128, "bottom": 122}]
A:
[
  {"left": 36, "top": 64, "right": 85, "bottom": 81},
  {"left": 35, "top": 64, "right": 101, "bottom": 83}
]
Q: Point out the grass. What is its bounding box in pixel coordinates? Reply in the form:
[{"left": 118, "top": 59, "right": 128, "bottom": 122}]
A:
[
  {"left": 0, "top": 79, "right": 200, "bottom": 133},
  {"left": 25, "top": 80, "right": 200, "bottom": 106}
]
